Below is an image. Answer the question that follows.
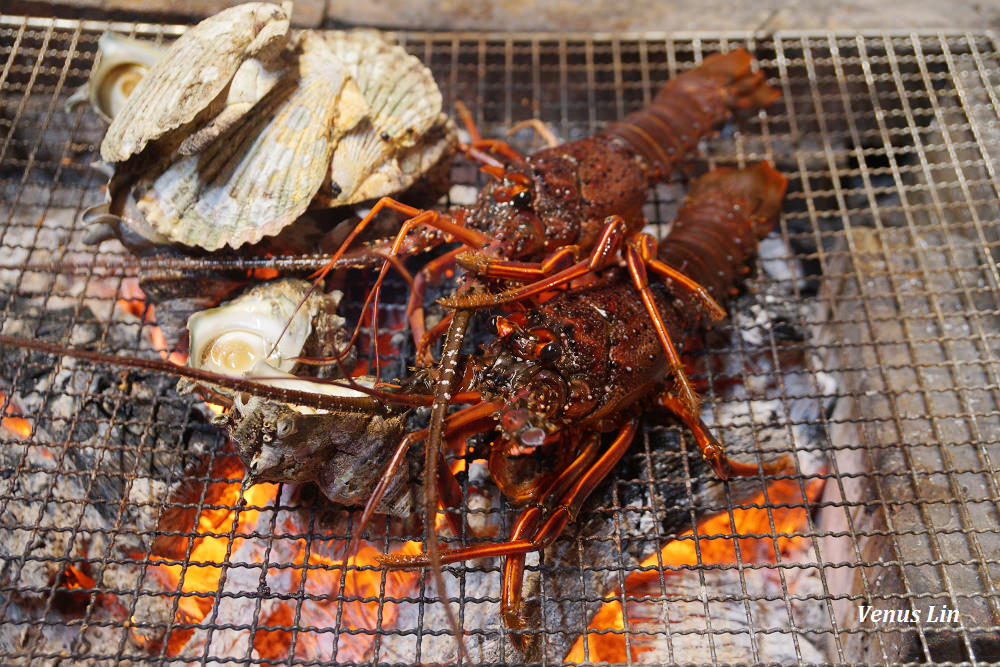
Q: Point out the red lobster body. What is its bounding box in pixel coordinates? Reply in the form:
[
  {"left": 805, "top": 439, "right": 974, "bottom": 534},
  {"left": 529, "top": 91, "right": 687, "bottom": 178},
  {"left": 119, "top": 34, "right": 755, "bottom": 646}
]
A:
[
  {"left": 456, "top": 49, "right": 779, "bottom": 267},
  {"left": 454, "top": 162, "right": 789, "bottom": 497},
  {"left": 378, "top": 163, "right": 790, "bottom": 640}
]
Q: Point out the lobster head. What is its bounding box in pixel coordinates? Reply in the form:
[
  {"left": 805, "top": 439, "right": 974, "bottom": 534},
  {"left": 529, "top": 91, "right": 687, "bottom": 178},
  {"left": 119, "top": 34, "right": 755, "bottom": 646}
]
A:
[{"left": 488, "top": 314, "right": 599, "bottom": 453}]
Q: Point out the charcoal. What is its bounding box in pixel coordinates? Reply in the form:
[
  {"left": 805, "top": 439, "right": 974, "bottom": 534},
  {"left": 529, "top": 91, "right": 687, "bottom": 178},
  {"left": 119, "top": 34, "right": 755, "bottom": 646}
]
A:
[{"left": 0, "top": 294, "right": 219, "bottom": 661}]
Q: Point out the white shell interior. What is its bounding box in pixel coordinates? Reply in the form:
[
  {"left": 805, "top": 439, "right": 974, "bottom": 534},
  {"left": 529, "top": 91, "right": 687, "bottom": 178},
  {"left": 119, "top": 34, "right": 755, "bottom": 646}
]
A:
[
  {"left": 187, "top": 281, "right": 313, "bottom": 378},
  {"left": 232, "top": 363, "right": 373, "bottom": 415}
]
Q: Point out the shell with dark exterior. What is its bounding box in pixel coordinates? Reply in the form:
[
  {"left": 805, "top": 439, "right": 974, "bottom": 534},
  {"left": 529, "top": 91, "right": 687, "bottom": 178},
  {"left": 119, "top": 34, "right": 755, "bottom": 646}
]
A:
[
  {"left": 101, "top": 2, "right": 291, "bottom": 163},
  {"left": 219, "top": 380, "right": 411, "bottom": 515},
  {"left": 181, "top": 278, "right": 411, "bottom": 513}
]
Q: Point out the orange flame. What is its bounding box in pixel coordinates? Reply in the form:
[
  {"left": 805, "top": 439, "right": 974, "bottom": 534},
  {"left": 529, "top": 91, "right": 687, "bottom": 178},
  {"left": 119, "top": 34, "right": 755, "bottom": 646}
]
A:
[
  {"left": 145, "top": 454, "right": 426, "bottom": 661},
  {"left": 566, "top": 475, "right": 825, "bottom": 663},
  {"left": 63, "top": 563, "right": 96, "bottom": 590},
  {"left": 150, "top": 475, "right": 277, "bottom": 628},
  {"left": 0, "top": 391, "right": 31, "bottom": 439},
  {"left": 117, "top": 279, "right": 187, "bottom": 366}
]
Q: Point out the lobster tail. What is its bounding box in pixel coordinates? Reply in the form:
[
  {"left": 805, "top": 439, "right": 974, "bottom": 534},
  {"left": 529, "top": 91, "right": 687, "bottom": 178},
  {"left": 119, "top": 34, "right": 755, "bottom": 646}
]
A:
[
  {"left": 602, "top": 48, "right": 779, "bottom": 181},
  {"left": 656, "top": 162, "right": 788, "bottom": 302}
]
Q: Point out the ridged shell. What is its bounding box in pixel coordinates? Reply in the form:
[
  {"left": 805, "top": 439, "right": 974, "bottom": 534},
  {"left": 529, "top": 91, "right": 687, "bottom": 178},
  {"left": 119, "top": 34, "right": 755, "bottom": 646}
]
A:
[
  {"left": 101, "top": 2, "right": 290, "bottom": 163},
  {"left": 323, "top": 30, "right": 453, "bottom": 206},
  {"left": 134, "top": 32, "right": 368, "bottom": 250},
  {"left": 328, "top": 112, "right": 457, "bottom": 205},
  {"left": 66, "top": 32, "right": 164, "bottom": 123}
]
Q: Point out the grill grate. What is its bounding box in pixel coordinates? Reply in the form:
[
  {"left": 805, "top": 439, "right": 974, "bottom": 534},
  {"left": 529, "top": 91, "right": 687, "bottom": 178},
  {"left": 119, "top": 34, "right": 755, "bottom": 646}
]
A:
[{"left": 1, "top": 17, "right": 1000, "bottom": 665}]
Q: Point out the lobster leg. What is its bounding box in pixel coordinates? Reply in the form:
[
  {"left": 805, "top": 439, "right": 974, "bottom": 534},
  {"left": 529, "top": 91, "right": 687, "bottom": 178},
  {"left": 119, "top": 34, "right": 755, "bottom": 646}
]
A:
[
  {"left": 458, "top": 245, "right": 580, "bottom": 283},
  {"left": 314, "top": 198, "right": 484, "bottom": 281},
  {"left": 406, "top": 246, "right": 465, "bottom": 355},
  {"left": 455, "top": 99, "right": 525, "bottom": 162},
  {"left": 351, "top": 399, "right": 502, "bottom": 547},
  {"left": 376, "top": 419, "right": 638, "bottom": 565},
  {"left": 416, "top": 312, "right": 455, "bottom": 367},
  {"left": 500, "top": 506, "right": 542, "bottom": 649},
  {"left": 440, "top": 218, "right": 629, "bottom": 308},
  {"left": 441, "top": 216, "right": 725, "bottom": 320},
  {"left": 507, "top": 118, "right": 561, "bottom": 148},
  {"left": 624, "top": 242, "right": 701, "bottom": 413},
  {"left": 655, "top": 393, "right": 789, "bottom": 479}
]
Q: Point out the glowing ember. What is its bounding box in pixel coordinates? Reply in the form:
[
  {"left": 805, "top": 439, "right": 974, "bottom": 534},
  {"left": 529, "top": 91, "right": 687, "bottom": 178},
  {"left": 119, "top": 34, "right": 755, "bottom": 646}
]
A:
[
  {"left": 63, "top": 563, "right": 96, "bottom": 590},
  {"left": 0, "top": 391, "right": 31, "bottom": 439},
  {"left": 144, "top": 452, "right": 426, "bottom": 662},
  {"left": 565, "top": 475, "right": 826, "bottom": 663},
  {"left": 117, "top": 279, "right": 187, "bottom": 365}
]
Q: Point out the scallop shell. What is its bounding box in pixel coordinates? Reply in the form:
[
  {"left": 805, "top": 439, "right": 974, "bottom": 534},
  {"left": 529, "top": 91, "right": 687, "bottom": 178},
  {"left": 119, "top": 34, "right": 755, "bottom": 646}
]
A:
[
  {"left": 66, "top": 32, "right": 164, "bottom": 123},
  {"left": 323, "top": 30, "right": 456, "bottom": 206},
  {"left": 133, "top": 32, "right": 368, "bottom": 250},
  {"left": 100, "top": 2, "right": 291, "bottom": 163}
]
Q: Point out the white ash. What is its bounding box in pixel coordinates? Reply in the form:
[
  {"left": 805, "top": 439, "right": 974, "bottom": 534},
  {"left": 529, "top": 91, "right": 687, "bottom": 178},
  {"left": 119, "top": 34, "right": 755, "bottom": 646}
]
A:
[
  {"left": 447, "top": 184, "right": 480, "bottom": 207},
  {"left": 0, "top": 271, "right": 217, "bottom": 662},
  {"left": 528, "top": 232, "right": 834, "bottom": 662},
  {"left": 621, "top": 566, "right": 827, "bottom": 663}
]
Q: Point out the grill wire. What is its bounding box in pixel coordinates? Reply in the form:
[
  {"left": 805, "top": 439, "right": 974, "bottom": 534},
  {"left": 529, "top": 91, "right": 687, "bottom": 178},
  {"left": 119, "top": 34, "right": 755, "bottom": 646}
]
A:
[{"left": 1, "top": 17, "right": 1000, "bottom": 665}]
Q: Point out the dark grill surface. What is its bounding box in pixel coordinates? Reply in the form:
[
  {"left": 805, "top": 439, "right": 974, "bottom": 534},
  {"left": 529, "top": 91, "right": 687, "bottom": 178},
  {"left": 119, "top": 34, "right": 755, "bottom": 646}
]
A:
[{"left": 1, "top": 17, "right": 999, "bottom": 665}]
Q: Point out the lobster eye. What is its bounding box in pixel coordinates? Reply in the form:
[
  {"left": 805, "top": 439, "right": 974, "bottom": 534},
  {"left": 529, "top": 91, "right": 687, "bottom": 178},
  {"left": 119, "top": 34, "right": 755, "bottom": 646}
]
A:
[
  {"left": 538, "top": 341, "right": 560, "bottom": 364},
  {"left": 512, "top": 187, "right": 532, "bottom": 210}
]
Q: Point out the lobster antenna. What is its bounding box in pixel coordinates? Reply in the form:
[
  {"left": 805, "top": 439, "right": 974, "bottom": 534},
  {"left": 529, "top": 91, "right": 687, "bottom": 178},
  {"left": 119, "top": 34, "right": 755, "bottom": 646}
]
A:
[
  {"left": 0, "top": 334, "right": 426, "bottom": 411},
  {"left": 425, "top": 309, "right": 472, "bottom": 663}
]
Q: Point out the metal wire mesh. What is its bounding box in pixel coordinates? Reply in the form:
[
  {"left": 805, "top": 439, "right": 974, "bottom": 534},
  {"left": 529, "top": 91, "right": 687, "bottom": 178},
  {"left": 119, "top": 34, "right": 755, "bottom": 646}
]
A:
[{"left": 1, "top": 17, "right": 999, "bottom": 665}]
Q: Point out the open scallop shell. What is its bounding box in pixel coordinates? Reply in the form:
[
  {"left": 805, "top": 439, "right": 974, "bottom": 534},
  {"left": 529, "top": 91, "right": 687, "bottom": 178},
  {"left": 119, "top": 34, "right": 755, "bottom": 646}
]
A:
[
  {"left": 66, "top": 32, "right": 164, "bottom": 123},
  {"left": 86, "top": 24, "right": 454, "bottom": 252},
  {"left": 101, "top": 2, "right": 291, "bottom": 163},
  {"left": 323, "top": 30, "right": 456, "bottom": 206},
  {"left": 132, "top": 32, "right": 368, "bottom": 250}
]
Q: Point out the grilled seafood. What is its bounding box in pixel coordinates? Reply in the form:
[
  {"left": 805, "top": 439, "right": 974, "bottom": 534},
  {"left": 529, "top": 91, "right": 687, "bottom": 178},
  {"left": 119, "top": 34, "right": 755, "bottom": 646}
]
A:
[
  {"left": 366, "top": 162, "right": 790, "bottom": 643},
  {"left": 100, "top": 2, "right": 292, "bottom": 163},
  {"left": 176, "top": 278, "right": 412, "bottom": 512},
  {"left": 85, "top": 18, "right": 456, "bottom": 254},
  {"left": 306, "top": 48, "right": 779, "bottom": 652},
  {"left": 65, "top": 32, "right": 164, "bottom": 123},
  {"left": 321, "top": 49, "right": 777, "bottom": 357}
]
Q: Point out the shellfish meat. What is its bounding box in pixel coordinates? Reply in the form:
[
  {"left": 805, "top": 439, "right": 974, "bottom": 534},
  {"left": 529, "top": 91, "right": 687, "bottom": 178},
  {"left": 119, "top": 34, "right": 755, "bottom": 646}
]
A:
[
  {"left": 182, "top": 278, "right": 411, "bottom": 513},
  {"left": 185, "top": 277, "right": 346, "bottom": 387}
]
